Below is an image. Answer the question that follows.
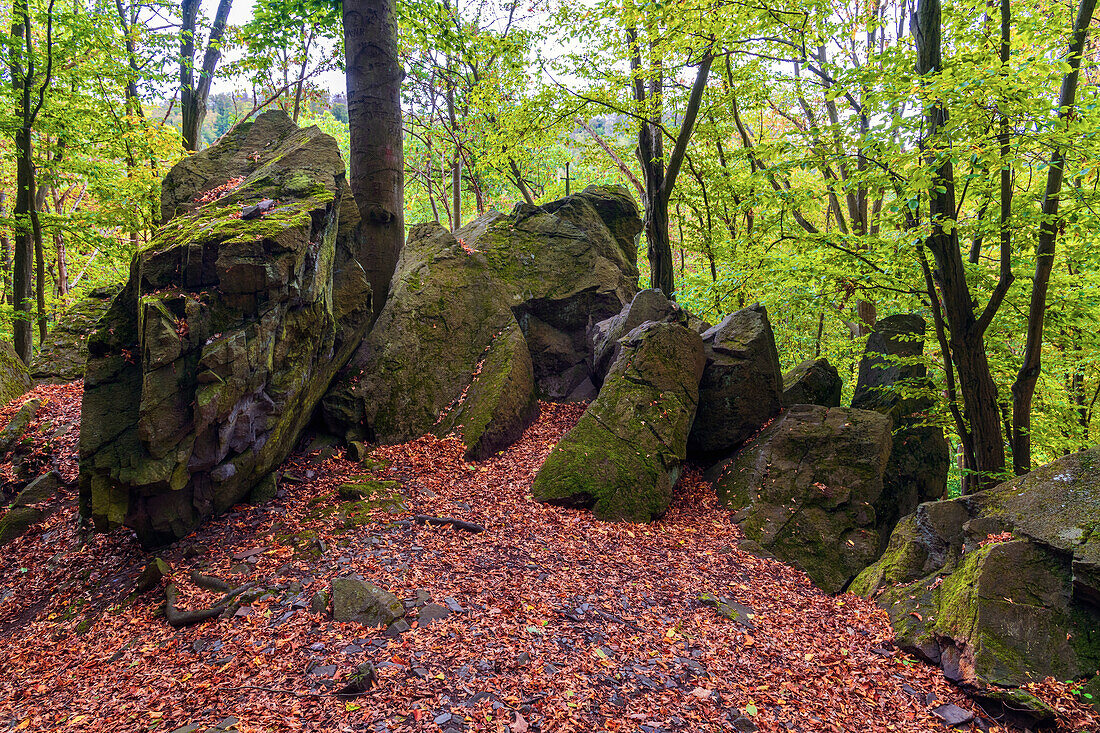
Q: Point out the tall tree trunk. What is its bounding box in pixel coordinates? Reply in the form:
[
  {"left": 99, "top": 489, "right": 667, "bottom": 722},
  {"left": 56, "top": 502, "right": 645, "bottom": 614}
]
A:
[
  {"left": 32, "top": 177, "right": 46, "bottom": 344},
  {"left": 628, "top": 26, "right": 712, "bottom": 298},
  {"left": 0, "top": 191, "right": 10, "bottom": 305},
  {"left": 12, "top": 126, "right": 35, "bottom": 363},
  {"left": 1010, "top": 0, "right": 1097, "bottom": 473},
  {"left": 344, "top": 0, "right": 405, "bottom": 317},
  {"left": 8, "top": 0, "right": 52, "bottom": 363},
  {"left": 180, "top": 0, "right": 233, "bottom": 151},
  {"left": 914, "top": 0, "right": 1005, "bottom": 490}
]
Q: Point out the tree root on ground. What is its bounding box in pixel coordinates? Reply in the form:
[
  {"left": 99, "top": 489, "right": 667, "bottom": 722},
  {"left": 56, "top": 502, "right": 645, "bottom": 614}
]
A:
[
  {"left": 411, "top": 514, "right": 486, "bottom": 533},
  {"left": 164, "top": 581, "right": 257, "bottom": 628},
  {"left": 189, "top": 570, "right": 234, "bottom": 593}
]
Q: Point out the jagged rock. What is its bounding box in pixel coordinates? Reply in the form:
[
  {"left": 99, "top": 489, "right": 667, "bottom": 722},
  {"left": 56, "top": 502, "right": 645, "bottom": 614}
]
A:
[
  {"left": 436, "top": 323, "right": 539, "bottom": 460},
  {"left": 781, "top": 358, "right": 842, "bottom": 408},
  {"left": 331, "top": 575, "right": 405, "bottom": 627},
  {"left": 31, "top": 285, "right": 122, "bottom": 383},
  {"left": 135, "top": 557, "right": 173, "bottom": 593},
  {"left": 707, "top": 404, "right": 893, "bottom": 593},
  {"left": 852, "top": 313, "right": 929, "bottom": 416},
  {"left": 531, "top": 321, "right": 705, "bottom": 522},
  {"left": 588, "top": 288, "right": 690, "bottom": 385},
  {"left": 248, "top": 473, "right": 278, "bottom": 504},
  {"left": 0, "top": 398, "right": 40, "bottom": 455},
  {"left": 852, "top": 448, "right": 1100, "bottom": 714},
  {"left": 688, "top": 304, "right": 783, "bottom": 459},
  {"left": 78, "top": 111, "right": 372, "bottom": 547},
  {"left": 14, "top": 471, "right": 63, "bottom": 506},
  {"left": 0, "top": 471, "right": 64, "bottom": 545},
  {"left": 310, "top": 589, "right": 330, "bottom": 615},
  {"left": 323, "top": 185, "right": 642, "bottom": 445},
  {"left": 852, "top": 314, "right": 949, "bottom": 521},
  {"left": 0, "top": 505, "right": 42, "bottom": 545},
  {"left": 0, "top": 341, "right": 31, "bottom": 408}
]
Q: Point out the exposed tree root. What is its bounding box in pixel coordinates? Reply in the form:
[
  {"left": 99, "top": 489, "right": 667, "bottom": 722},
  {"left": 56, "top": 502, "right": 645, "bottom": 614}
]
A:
[{"left": 164, "top": 581, "right": 257, "bottom": 628}]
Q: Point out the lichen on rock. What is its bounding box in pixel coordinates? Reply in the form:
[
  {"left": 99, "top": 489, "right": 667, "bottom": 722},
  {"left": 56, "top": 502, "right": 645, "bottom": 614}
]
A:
[
  {"left": 707, "top": 404, "right": 893, "bottom": 594},
  {"left": 0, "top": 341, "right": 32, "bottom": 408},
  {"left": 32, "top": 285, "right": 122, "bottom": 383},
  {"left": 323, "top": 185, "right": 642, "bottom": 448}
]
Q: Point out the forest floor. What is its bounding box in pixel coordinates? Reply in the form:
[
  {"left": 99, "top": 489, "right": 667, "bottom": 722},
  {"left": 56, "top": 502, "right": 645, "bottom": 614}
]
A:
[{"left": 0, "top": 384, "right": 1096, "bottom": 733}]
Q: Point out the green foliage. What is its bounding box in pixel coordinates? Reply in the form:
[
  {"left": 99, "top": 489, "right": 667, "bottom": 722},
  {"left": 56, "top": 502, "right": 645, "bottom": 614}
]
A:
[{"left": 2, "top": 0, "right": 1098, "bottom": 474}]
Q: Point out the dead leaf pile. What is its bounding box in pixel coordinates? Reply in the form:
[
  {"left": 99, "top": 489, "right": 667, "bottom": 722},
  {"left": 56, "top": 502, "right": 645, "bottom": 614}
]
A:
[{"left": 0, "top": 395, "right": 1095, "bottom": 733}]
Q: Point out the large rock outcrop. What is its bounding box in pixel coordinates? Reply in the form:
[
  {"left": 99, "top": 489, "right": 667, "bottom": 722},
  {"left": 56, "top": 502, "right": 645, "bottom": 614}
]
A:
[
  {"left": 852, "top": 448, "right": 1100, "bottom": 714},
  {"left": 707, "top": 405, "right": 894, "bottom": 593},
  {"left": 32, "top": 285, "right": 122, "bottom": 383},
  {"left": 781, "top": 358, "right": 842, "bottom": 408},
  {"left": 688, "top": 304, "right": 783, "bottom": 459},
  {"left": 323, "top": 185, "right": 642, "bottom": 447},
  {"left": 852, "top": 314, "right": 949, "bottom": 519},
  {"left": 531, "top": 321, "right": 705, "bottom": 522},
  {"left": 79, "top": 111, "right": 372, "bottom": 547},
  {"left": 0, "top": 341, "right": 31, "bottom": 407}
]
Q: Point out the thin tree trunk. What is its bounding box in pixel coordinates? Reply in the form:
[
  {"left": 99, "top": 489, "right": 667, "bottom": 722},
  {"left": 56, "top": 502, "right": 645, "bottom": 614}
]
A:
[
  {"left": 8, "top": 0, "right": 52, "bottom": 363},
  {"left": 1011, "top": 0, "right": 1097, "bottom": 474},
  {"left": 628, "top": 25, "right": 712, "bottom": 298},
  {"left": 914, "top": 0, "right": 1005, "bottom": 490},
  {"left": 291, "top": 27, "right": 314, "bottom": 123},
  {"left": 575, "top": 116, "right": 644, "bottom": 199},
  {"left": 509, "top": 157, "right": 535, "bottom": 205},
  {"left": 344, "top": 0, "right": 405, "bottom": 316},
  {"left": 0, "top": 191, "right": 10, "bottom": 305}
]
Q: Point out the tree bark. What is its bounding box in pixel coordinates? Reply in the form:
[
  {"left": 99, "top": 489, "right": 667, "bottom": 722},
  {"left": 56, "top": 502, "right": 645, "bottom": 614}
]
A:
[
  {"left": 508, "top": 157, "right": 535, "bottom": 205},
  {"left": 914, "top": 0, "right": 1005, "bottom": 490},
  {"left": 180, "top": 0, "right": 233, "bottom": 151},
  {"left": 344, "top": 0, "right": 405, "bottom": 316},
  {"left": 8, "top": 0, "right": 52, "bottom": 363},
  {"left": 1011, "top": 0, "right": 1097, "bottom": 474},
  {"left": 629, "top": 26, "right": 711, "bottom": 298},
  {"left": 0, "top": 191, "right": 10, "bottom": 305}
]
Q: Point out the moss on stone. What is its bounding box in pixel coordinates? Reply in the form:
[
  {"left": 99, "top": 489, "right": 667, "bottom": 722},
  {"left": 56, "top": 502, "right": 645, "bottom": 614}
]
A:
[
  {"left": 337, "top": 477, "right": 401, "bottom": 501},
  {"left": 850, "top": 514, "right": 928, "bottom": 595},
  {"left": 0, "top": 342, "right": 31, "bottom": 408},
  {"left": 532, "top": 321, "right": 704, "bottom": 522}
]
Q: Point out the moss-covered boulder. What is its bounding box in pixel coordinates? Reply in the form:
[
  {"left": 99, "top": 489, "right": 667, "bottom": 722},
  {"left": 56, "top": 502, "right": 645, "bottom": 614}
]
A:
[
  {"left": 781, "top": 358, "right": 842, "bottom": 408},
  {"left": 707, "top": 405, "right": 893, "bottom": 593},
  {"left": 0, "top": 341, "right": 32, "bottom": 407},
  {"left": 78, "top": 110, "right": 372, "bottom": 547},
  {"left": 331, "top": 575, "right": 405, "bottom": 627},
  {"left": 688, "top": 304, "right": 783, "bottom": 459},
  {"left": 0, "top": 471, "right": 65, "bottom": 545},
  {"left": 0, "top": 398, "right": 39, "bottom": 455},
  {"left": 852, "top": 314, "right": 929, "bottom": 415},
  {"left": 531, "top": 321, "right": 705, "bottom": 522},
  {"left": 852, "top": 448, "right": 1100, "bottom": 709},
  {"left": 31, "top": 285, "right": 122, "bottom": 383},
  {"left": 324, "top": 184, "right": 642, "bottom": 446}
]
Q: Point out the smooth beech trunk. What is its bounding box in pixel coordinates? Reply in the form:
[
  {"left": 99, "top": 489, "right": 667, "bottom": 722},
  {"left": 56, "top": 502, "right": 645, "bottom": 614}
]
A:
[{"left": 344, "top": 0, "right": 405, "bottom": 315}]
